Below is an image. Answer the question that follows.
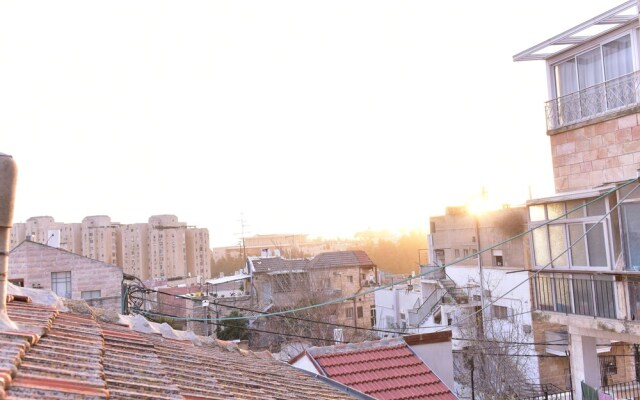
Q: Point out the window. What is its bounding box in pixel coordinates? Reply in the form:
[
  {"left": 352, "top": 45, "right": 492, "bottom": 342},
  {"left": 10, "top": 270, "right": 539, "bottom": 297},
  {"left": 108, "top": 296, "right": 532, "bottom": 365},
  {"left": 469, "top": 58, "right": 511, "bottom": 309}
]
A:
[
  {"left": 51, "top": 271, "right": 71, "bottom": 298},
  {"left": 552, "top": 33, "right": 634, "bottom": 126},
  {"left": 454, "top": 249, "right": 460, "bottom": 258},
  {"left": 346, "top": 308, "right": 353, "bottom": 319},
  {"left": 435, "top": 249, "right": 445, "bottom": 265},
  {"left": 492, "top": 305, "right": 510, "bottom": 320},
  {"left": 357, "top": 306, "right": 364, "bottom": 319},
  {"left": 81, "top": 290, "right": 101, "bottom": 300},
  {"left": 347, "top": 275, "right": 353, "bottom": 283},
  {"left": 529, "top": 197, "right": 611, "bottom": 269},
  {"left": 622, "top": 202, "right": 640, "bottom": 271}
]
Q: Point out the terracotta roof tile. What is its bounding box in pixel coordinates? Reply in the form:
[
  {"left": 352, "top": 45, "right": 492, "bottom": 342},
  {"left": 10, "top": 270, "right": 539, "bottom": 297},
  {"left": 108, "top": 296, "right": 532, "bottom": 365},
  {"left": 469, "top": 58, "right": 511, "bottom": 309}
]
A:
[
  {"left": 2, "top": 298, "right": 359, "bottom": 400},
  {"left": 305, "top": 341, "right": 457, "bottom": 400}
]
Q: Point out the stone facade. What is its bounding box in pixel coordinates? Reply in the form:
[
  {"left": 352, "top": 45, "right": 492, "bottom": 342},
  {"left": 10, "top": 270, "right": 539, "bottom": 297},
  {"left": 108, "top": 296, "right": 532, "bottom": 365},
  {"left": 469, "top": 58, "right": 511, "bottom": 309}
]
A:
[
  {"left": 429, "top": 206, "right": 529, "bottom": 270},
  {"left": 8, "top": 240, "right": 123, "bottom": 311},
  {"left": 550, "top": 112, "right": 640, "bottom": 193},
  {"left": 10, "top": 214, "right": 212, "bottom": 281}
]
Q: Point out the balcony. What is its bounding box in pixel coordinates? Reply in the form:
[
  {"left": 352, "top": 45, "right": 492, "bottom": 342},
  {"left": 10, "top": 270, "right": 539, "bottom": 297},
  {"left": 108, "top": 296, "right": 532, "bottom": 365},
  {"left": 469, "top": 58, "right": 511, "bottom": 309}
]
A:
[
  {"left": 545, "top": 70, "right": 640, "bottom": 131},
  {"left": 533, "top": 273, "right": 617, "bottom": 318},
  {"left": 420, "top": 264, "right": 445, "bottom": 281}
]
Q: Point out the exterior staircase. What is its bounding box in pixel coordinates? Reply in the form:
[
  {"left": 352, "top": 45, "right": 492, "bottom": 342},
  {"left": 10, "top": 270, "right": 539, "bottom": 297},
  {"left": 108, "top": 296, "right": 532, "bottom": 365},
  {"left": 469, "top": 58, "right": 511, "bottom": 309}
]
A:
[
  {"left": 409, "top": 266, "right": 470, "bottom": 326},
  {"left": 440, "top": 275, "right": 469, "bottom": 304}
]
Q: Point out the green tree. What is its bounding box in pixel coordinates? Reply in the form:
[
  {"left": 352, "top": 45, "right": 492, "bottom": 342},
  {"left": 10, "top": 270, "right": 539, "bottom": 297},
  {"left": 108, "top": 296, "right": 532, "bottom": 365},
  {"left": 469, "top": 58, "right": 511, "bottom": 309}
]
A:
[{"left": 216, "top": 311, "right": 249, "bottom": 341}]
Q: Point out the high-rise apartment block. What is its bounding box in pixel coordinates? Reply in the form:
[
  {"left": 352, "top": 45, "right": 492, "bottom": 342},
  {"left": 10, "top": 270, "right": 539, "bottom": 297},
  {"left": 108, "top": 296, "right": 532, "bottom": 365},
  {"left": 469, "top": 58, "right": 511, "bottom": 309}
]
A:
[{"left": 10, "top": 214, "right": 211, "bottom": 281}]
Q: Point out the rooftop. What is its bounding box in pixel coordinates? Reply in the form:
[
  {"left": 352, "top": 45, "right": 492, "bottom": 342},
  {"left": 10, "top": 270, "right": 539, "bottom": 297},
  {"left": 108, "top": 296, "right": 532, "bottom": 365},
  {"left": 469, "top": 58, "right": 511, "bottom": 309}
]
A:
[
  {"left": 249, "top": 251, "right": 376, "bottom": 274},
  {"left": 0, "top": 286, "right": 362, "bottom": 400},
  {"left": 295, "top": 338, "right": 457, "bottom": 400}
]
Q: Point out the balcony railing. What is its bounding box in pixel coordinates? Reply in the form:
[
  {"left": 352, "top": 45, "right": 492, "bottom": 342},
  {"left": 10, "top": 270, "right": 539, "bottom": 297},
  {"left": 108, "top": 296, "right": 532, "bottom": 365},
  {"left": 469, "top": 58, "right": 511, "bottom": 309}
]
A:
[
  {"left": 532, "top": 273, "right": 617, "bottom": 319},
  {"left": 545, "top": 70, "right": 640, "bottom": 130},
  {"left": 420, "top": 264, "right": 445, "bottom": 280}
]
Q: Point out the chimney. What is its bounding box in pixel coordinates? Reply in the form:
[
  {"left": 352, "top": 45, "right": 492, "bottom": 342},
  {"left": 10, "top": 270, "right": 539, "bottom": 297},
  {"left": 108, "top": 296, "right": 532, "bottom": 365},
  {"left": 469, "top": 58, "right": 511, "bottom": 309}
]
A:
[{"left": 0, "top": 153, "right": 18, "bottom": 329}]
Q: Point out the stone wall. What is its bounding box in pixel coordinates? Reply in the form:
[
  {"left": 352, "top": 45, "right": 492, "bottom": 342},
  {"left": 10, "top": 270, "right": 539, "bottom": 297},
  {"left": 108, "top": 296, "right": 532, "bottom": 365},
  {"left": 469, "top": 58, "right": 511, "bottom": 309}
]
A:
[
  {"left": 8, "top": 240, "right": 123, "bottom": 311},
  {"left": 551, "top": 112, "right": 640, "bottom": 192}
]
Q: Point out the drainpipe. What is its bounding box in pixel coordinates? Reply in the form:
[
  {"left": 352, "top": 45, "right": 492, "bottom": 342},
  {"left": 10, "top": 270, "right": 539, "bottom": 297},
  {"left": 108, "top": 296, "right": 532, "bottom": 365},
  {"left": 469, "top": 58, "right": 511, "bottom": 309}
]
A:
[{"left": 0, "top": 153, "right": 18, "bottom": 330}]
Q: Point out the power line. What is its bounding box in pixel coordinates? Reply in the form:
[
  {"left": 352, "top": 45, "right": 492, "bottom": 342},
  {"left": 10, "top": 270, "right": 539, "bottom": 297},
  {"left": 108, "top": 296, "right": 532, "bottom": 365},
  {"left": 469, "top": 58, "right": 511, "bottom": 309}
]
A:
[
  {"left": 177, "top": 183, "right": 638, "bottom": 323},
  {"left": 132, "top": 287, "right": 576, "bottom": 350},
  {"left": 437, "top": 179, "right": 640, "bottom": 333}
]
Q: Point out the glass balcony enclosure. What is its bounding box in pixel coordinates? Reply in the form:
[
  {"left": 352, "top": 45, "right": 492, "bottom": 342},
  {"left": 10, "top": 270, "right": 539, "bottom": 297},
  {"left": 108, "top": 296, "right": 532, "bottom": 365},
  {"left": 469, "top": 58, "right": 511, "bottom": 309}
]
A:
[{"left": 547, "top": 33, "right": 639, "bottom": 130}]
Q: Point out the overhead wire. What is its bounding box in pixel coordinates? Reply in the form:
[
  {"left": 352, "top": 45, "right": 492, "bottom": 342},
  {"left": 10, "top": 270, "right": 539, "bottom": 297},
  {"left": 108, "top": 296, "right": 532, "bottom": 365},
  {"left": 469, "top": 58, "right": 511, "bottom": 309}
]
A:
[
  {"left": 437, "top": 179, "right": 640, "bottom": 333},
  {"left": 125, "top": 178, "right": 640, "bottom": 351}
]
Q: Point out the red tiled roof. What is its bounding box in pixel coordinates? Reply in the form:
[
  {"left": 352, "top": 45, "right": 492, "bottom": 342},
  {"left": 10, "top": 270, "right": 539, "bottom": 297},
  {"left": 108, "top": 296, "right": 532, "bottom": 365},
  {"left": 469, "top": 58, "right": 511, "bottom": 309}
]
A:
[
  {"left": 1, "top": 296, "right": 359, "bottom": 400},
  {"left": 305, "top": 340, "right": 457, "bottom": 400}
]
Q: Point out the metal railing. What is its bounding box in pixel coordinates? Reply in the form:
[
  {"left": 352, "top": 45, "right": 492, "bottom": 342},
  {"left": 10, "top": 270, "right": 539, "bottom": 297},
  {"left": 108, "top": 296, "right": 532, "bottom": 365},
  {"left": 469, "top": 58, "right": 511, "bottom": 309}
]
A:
[
  {"left": 532, "top": 273, "right": 617, "bottom": 319},
  {"left": 600, "top": 379, "right": 640, "bottom": 399},
  {"left": 408, "top": 287, "right": 446, "bottom": 326},
  {"left": 517, "top": 383, "right": 572, "bottom": 400},
  {"left": 545, "top": 70, "right": 640, "bottom": 130},
  {"left": 420, "top": 264, "right": 445, "bottom": 280}
]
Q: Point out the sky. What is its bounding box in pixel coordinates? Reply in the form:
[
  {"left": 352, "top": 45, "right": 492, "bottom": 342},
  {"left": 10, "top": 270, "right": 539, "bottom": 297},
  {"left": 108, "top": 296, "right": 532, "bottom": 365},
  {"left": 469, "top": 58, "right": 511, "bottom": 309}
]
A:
[{"left": 0, "top": 0, "right": 626, "bottom": 247}]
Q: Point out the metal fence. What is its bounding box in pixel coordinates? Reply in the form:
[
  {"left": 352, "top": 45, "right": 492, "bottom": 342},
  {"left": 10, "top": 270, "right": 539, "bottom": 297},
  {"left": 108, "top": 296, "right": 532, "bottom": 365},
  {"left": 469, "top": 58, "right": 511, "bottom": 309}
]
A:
[
  {"left": 600, "top": 379, "right": 640, "bottom": 399},
  {"left": 532, "top": 273, "right": 616, "bottom": 319},
  {"left": 545, "top": 70, "right": 640, "bottom": 130}
]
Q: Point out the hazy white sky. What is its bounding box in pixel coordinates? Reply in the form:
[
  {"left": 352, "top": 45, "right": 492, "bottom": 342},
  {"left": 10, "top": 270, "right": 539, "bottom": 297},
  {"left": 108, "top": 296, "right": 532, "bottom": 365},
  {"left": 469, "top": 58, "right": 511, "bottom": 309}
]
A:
[{"left": 0, "top": 0, "right": 624, "bottom": 246}]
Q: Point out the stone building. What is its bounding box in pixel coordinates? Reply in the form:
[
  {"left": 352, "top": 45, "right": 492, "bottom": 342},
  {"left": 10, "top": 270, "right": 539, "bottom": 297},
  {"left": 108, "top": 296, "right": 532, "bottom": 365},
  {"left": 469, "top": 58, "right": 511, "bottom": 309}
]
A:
[
  {"left": 515, "top": 1, "right": 640, "bottom": 397},
  {"left": 10, "top": 214, "right": 211, "bottom": 282},
  {"left": 8, "top": 240, "right": 123, "bottom": 311},
  {"left": 247, "top": 250, "right": 378, "bottom": 349}
]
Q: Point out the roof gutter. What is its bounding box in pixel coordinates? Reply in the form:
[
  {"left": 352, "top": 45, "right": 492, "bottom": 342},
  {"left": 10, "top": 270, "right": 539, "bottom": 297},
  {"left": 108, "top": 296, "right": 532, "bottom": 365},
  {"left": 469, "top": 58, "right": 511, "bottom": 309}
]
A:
[{"left": 0, "top": 153, "right": 18, "bottom": 330}]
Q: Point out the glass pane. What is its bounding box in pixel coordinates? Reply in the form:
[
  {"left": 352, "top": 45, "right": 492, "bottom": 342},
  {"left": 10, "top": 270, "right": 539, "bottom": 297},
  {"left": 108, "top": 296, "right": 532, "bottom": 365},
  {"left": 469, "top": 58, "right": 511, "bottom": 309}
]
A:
[
  {"left": 586, "top": 223, "right": 608, "bottom": 267},
  {"left": 573, "top": 274, "right": 594, "bottom": 316},
  {"left": 550, "top": 225, "right": 569, "bottom": 267},
  {"left": 577, "top": 47, "right": 603, "bottom": 88},
  {"left": 566, "top": 199, "right": 585, "bottom": 219},
  {"left": 533, "top": 226, "right": 551, "bottom": 267},
  {"left": 622, "top": 202, "right": 640, "bottom": 271},
  {"left": 609, "top": 193, "right": 622, "bottom": 263},
  {"left": 603, "top": 35, "right": 633, "bottom": 80},
  {"left": 555, "top": 60, "right": 578, "bottom": 96},
  {"left": 569, "top": 224, "right": 588, "bottom": 266},
  {"left": 547, "top": 203, "right": 566, "bottom": 219},
  {"left": 529, "top": 205, "right": 546, "bottom": 222},
  {"left": 586, "top": 197, "right": 606, "bottom": 216}
]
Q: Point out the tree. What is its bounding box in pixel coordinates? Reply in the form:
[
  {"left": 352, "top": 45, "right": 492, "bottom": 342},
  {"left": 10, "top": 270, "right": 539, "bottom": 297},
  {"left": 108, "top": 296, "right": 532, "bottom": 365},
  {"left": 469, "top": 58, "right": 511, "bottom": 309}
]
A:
[
  {"left": 216, "top": 310, "right": 249, "bottom": 341},
  {"left": 349, "top": 230, "right": 427, "bottom": 275}
]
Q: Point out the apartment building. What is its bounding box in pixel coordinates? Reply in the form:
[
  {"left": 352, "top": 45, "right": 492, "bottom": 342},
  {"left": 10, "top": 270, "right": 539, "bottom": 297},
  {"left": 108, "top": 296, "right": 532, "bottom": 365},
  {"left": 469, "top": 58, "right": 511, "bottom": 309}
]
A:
[
  {"left": 10, "top": 214, "right": 211, "bottom": 282},
  {"left": 82, "top": 215, "right": 120, "bottom": 265},
  {"left": 515, "top": 1, "right": 640, "bottom": 397},
  {"left": 212, "top": 233, "right": 350, "bottom": 261},
  {"left": 416, "top": 206, "right": 571, "bottom": 398},
  {"left": 247, "top": 250, "right": 378, "bottom": 348},
  {"left": 9, "top": 216, "right": 82, "bottom": 253}
]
